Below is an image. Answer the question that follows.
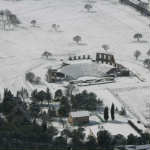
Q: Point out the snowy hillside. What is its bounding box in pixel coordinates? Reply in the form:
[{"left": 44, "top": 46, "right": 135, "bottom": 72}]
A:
[{"left": 0, "top": 0, "right": 150, "bottom": 135}]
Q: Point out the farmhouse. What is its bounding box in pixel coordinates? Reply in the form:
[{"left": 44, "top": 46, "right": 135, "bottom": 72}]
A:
[{"left": 68, "top": 111, "right": 90, "bottom": 125}]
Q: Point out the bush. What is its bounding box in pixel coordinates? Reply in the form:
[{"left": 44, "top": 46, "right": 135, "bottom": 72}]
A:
[
  {"left": 119, "top": 107, "right": 127, "bottom": 116},
  {"left": 25, "top": 72, "right": 35, "bottom": 83},
  {"left": 25, "top": 72, "right": 41, "bottom": 84}
]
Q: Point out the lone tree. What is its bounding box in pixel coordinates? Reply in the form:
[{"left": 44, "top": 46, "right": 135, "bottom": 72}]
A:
[
  {"left": 52, "top": 24, "right": 60, "bottom": 32},
  {"left": 42, "top": 51, "right": 52, "bottom": 59},
  {"left": 73, "top": 35, "right": 82, "bottom": 44},
  {"left": 102, "top": 44, "right": 109, "bottom": 51},
  {"left": 30, "top": 20, "right": 37, "bottom": 27},
  {"left": 133, "top": 33, "right": 143, "bottom": 42},
  {"left": 143, "top": 58, "right": 150, "bottom": 68},
  {"left": 147, "top": 49, "right": 150, "bottom": 57},
  {"left": 134, "top": 50, "right": 141, "bottom": 60},
  {"left": 84, "top": 4, "right": 93, "bottom": 12},
  {"left": 104, "top": 106, "right": 109, "bottom": 122},
  {"left": 111, "top": 103, "right": 115, "bottom": 120},
  {"left": 25, "top": 72, "right": 35, "bottom": 83}
]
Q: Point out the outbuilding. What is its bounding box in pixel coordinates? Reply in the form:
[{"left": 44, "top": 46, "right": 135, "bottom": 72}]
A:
[{"left": 68, "top": 111, "right": 90, "bottom": 125}]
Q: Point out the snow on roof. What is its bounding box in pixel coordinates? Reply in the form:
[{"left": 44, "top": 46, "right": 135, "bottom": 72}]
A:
[
  {"left": 60, "top": 62, "right": 114, "bottom": 79},
  {"left": 70, "top": 111, "right": 90, "bottom": 118}
]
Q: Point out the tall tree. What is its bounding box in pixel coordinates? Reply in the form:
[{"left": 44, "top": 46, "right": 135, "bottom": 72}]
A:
[
  {"left": 104, "top": 106, "right": 109, "bottom": 122},
  {"left": 111, "top": 103, "right": 115, "bottom": 120},
  {"left": 46, "top": 88, "right": 52, "bottom": 106},
  {"left": 58, "top": 96, "right": 71, "bottom": 117}
]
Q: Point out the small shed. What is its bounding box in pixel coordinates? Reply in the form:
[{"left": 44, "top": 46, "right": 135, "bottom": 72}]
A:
[{"left": 68, "top": 111, "right": 90, "bottom": 125}]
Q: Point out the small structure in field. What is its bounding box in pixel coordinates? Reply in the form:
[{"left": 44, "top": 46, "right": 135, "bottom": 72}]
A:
[
  {"left": 46, "top": 68, "right": 65, "bottom": 83},
  {"left": 68, "top": 111, "right": 90, "bottom": 125}
]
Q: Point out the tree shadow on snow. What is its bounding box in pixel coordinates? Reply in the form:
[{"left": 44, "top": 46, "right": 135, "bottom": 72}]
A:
[
  {"left": 109, "top": 120, "right": 126, "bottom": 124},
  {"left": 131, "top": 40, "right": 148, "bottom": 44}
]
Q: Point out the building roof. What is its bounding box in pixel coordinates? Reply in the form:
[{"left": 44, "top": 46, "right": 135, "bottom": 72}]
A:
[{"left": 70, "top": 111, "right": 90, "bottom": 118}]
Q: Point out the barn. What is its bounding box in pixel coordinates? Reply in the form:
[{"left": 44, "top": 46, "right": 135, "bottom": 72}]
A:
[{"left": 68, "top": 111, "right": 90, "bottom": 125}]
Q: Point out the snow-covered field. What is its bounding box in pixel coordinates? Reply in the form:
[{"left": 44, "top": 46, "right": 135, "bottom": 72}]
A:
[{"left": 0, "top": 0, "right": 150, "bottom": 135}]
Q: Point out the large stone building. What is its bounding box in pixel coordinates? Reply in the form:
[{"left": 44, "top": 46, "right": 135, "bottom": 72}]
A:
[{"left": 96, "top": 52, "right": 116, "bottom": 65}]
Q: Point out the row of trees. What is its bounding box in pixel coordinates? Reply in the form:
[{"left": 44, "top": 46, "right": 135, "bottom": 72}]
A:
[{"left": 104, "top": 103, "right": 115, "bottom": 121}]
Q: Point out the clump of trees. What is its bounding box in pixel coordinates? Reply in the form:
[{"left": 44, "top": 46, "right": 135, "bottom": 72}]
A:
[
  {"left": 31, "top": 88, "right": 52, "bottom": 105},
  {"left": 71, "top": 90, "right": 98, "bottom": 111},
  {"left": 73, "top": 35, "right": 82, "bottom": 44},
  {"left": 133, "top": 33, "right": 143, "bottom": 42},
  {"left": 51, "top": 24, "right": 60, "bottom": 32},
  {"left": 25, "top": 72, "right": 41, "bottom": 84},
  {"left": 0, "top": 88, "right": 150, "bottom": 149},
  {"left": 0, "top": 9, "right": 20, "bottom": 30}
]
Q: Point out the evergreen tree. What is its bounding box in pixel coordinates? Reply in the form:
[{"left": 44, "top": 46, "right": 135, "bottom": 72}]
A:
[
  {"left": 104, "top": 106, "right": 109, "bottom": 122},
  {"left": 111, "top": 103, "right": 115, "bottom": 120},
  {"left": 58, "top": 96, "right": 71, "bottom": 117},
  {"left": 46, "top": 88, "right": 52, "bottom": 105}
]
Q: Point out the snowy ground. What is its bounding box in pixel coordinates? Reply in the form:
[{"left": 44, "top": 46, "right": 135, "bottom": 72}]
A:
[{"left": 0, "top": 0, "right": 150, "bottom": 135}]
